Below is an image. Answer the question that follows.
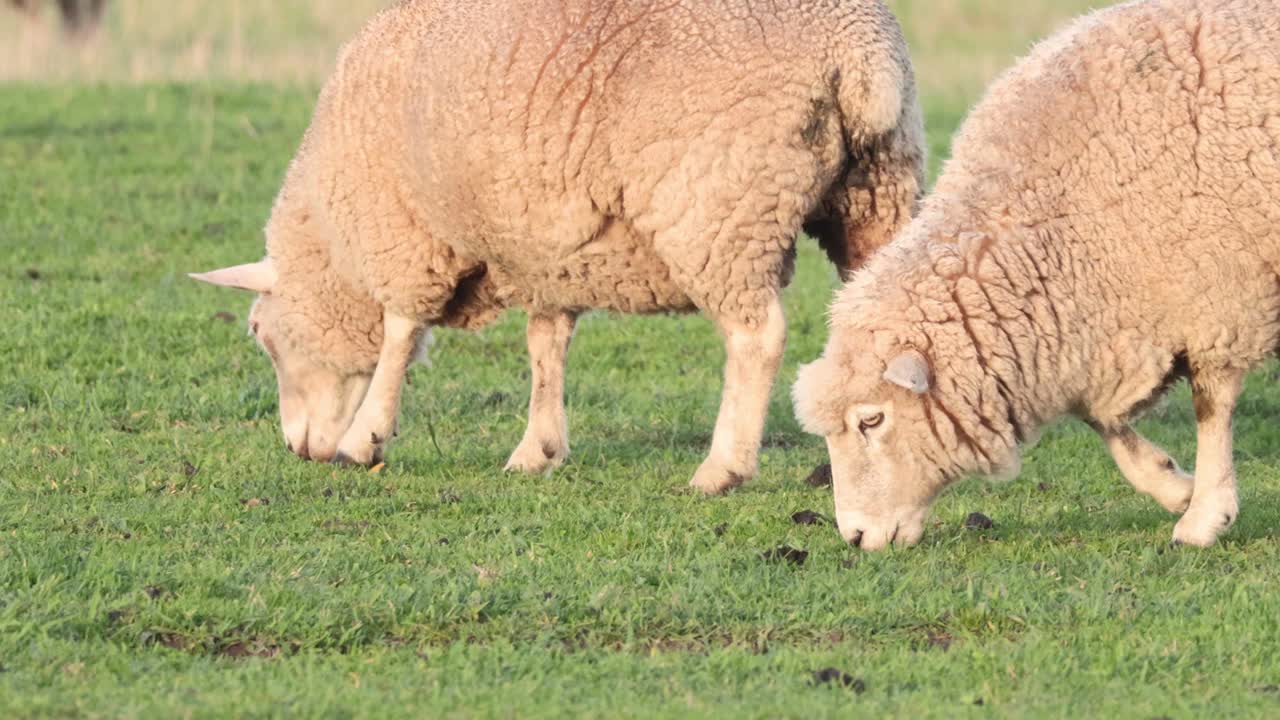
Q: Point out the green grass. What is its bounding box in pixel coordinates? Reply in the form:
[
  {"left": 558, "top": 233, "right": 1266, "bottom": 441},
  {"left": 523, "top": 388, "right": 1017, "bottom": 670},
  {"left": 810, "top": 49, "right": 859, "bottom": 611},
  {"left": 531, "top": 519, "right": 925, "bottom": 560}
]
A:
[{"left": 4, "top": 35, "right": 1280, "bottom": 720}]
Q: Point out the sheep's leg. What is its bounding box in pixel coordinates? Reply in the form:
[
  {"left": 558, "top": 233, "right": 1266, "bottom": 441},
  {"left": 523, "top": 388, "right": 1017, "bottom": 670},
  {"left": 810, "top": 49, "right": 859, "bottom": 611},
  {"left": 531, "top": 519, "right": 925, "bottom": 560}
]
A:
[
  {"left": 505, "top": 310, "right": 576, "bottom": 474},
  {"left": 1098, "top": 424, "right": 1193, "bottom": 513},
  {"left": 1171, "top": 368, "right": 1244, "bottom": 546},
  {"left": 334, "top": 313, "right": 428, "bottom": 467},
  {"left": 690, "top": 296, "right": 787, "bottom": 495}
]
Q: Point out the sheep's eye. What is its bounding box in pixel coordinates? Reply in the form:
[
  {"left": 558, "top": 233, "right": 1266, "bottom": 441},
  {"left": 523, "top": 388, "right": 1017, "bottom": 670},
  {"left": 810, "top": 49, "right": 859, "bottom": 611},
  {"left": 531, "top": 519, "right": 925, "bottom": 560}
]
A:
[{"left": 858, "top": 413, "right": 884, "bottom": 433}]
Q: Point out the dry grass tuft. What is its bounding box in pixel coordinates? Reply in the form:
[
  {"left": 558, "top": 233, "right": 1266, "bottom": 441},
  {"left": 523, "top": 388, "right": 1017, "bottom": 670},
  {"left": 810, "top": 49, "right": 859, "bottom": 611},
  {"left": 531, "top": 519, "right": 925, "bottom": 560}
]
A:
[{"left": 0, "top": 0, "right": 388, "bottom": 84}]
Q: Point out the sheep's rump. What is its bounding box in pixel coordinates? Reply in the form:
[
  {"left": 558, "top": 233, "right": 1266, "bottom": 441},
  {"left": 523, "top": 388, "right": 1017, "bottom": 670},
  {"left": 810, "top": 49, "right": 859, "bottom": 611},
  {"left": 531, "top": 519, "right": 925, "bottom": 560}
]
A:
[{"left": 326, "top": 0, "right": 913, "bottom": 318}]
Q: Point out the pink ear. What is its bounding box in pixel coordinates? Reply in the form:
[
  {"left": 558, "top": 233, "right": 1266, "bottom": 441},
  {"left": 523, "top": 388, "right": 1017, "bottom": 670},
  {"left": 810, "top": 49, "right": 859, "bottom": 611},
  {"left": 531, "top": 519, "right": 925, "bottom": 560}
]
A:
[{"left": 189, "top": 259, "right": 276, "bottom": 293}]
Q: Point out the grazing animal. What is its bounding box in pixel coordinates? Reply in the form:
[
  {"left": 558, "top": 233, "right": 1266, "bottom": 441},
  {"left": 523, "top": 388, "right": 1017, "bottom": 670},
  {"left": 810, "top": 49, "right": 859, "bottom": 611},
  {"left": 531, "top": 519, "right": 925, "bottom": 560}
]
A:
[
  {"left": 191, "top": 0, "right": 925, "bottom": 493},
  {"left": 8, "top": 0, "right": 107, "bottom": 37},
  {"left": 793, "top": 0, "right": 1280, "bottom": 548}
]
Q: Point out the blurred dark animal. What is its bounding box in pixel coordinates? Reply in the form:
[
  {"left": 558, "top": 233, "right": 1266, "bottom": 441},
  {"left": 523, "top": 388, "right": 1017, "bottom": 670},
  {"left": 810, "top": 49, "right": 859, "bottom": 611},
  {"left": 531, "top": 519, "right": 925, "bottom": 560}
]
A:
[{"left": 8, "top": 0, "right": 107, "bottom": 37}]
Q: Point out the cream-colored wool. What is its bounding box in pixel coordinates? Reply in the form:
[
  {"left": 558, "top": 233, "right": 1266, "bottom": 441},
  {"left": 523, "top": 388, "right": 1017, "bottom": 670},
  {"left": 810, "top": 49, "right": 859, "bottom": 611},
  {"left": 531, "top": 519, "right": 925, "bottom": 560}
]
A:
[
  {"left": 192, "top": 0, "right": 925, "bottom": 492},
  {"left": 794, "top": 0, "right": 1280, "bottom": 548}
]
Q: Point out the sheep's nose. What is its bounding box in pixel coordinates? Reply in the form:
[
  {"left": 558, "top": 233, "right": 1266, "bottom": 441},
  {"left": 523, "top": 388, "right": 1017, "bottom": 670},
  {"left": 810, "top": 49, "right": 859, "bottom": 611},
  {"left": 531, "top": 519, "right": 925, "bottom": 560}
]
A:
[
  {"left": 286, "top": 438, "right": 313, "bottom": 461},
  {"left": 849, "top": 530, "right": 864, "bottom": 548}
]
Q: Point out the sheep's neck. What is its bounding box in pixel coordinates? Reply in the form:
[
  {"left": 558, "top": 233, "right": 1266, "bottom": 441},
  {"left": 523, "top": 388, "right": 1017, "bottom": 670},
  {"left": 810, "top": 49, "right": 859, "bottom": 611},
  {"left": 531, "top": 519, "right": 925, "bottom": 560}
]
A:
[{"left": 917, "top": 211, "right": 1088, "bottom": 464}]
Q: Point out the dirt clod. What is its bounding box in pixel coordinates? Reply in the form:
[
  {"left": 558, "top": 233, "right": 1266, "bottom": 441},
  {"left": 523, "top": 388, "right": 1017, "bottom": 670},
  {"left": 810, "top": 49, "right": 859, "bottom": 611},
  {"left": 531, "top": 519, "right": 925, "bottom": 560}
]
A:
[
  {"left": 438, "top": 537, "right": 450, "bottom": 545},
  {"left": 438, "top": 490, "right": 461, "bottom": 505},
  {"left": 761, "top": 546, "right": 808, "bottom": 566},
  {"left": 241, "top": 497, "right": 269, "bottom": 508},
  {"left": 143, "top": 631, "right": 188, "bottom": 650},
  {"left": 812, "top": 668, "right": 865, "bottom": 693},
  {"left": 144, "top": 585, "right": 164, "bottom": 599},
  {"left": 791, "top": 510, "right": 830, "bottom": 526},
  {"left": 1037, "top": 482, "right": 1051, "bottom": 492},
  {"left": 804, "top": 464, "right": 833, "bottom": 487},
  {"left": 26, "top": 268, "right": 41, "bottom": 280},
  {"left": 924, "top": 630, "right": 952, "bottom": 651},
  {"left": 219, "top": 641, "right": 279, "bottom": 659},
  {"left": 964, "top": 512, "right": 994, "bottom": 530},
  {"left": 181, "top": 461, "right": 198, "bottom": 477},
  {"left": 713, "top": 523, "right": 728, "bottom": 537}
]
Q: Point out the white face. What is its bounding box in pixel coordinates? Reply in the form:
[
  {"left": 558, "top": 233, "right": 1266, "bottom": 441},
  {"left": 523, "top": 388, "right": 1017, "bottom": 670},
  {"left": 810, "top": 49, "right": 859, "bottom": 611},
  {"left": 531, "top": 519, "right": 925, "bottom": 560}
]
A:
[
  {"left": 246, "top": 295, "right": 373, "bottom": 462},
  {"left": 191, "top": 259, "right": 376, "bottom": 463},
  {"left": 793, "top": 349, "right": 948, "bottom": 551},
  {"left": 823, "top": 402, "right": 934, "bottom": 550}
]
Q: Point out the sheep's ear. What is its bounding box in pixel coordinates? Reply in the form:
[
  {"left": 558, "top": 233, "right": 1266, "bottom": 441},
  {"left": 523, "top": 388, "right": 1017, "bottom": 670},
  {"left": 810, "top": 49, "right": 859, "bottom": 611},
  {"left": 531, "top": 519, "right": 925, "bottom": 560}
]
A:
[
  {"left": 189, "top": 259, "right": 276, "bottom": 293},
  {"left": 883, "top": 349, "right": 930, "bottom": 394}
]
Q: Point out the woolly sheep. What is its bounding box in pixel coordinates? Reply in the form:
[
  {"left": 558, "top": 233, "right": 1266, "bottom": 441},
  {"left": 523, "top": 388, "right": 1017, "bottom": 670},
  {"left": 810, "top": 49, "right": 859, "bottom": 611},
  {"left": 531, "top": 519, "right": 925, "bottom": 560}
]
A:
[
  {"left": 191, "top": 0, "right": 925, "bottom": 493},
  {"left": 793, "top": 0, "right": 1280, "bottom": 549}
]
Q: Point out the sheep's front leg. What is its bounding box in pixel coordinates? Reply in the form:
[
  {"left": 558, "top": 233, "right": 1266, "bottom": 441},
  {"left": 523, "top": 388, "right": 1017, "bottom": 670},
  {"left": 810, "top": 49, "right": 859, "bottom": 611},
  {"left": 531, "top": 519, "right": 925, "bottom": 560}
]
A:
[
  {"left": 1098, "top": 424, "right": 1193, "bottom": 513},
  {"left": 1172, "top": 368, "right": 1244, "bottom": 546},
  {"left": 690, "top": 296, "right": 787, "bottom": 495},
  {"left": 334, "top": 313, "right": 428, "bottom": 466},
  {"left": 505, "top": 310, "right": 576, "bottom": 474}
]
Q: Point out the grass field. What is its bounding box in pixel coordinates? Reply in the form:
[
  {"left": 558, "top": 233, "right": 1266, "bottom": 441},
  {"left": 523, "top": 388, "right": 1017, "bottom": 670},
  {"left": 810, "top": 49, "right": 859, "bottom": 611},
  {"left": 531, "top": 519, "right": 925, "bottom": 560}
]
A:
[{"left": 5, "top": 1, "right": 1280, "bottom": 718}]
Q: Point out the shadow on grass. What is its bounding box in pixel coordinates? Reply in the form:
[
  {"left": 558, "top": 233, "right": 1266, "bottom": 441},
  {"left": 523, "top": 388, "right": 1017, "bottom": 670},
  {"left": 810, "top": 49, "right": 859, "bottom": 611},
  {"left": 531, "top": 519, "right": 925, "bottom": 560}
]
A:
[{"left": 1020, "top": 488, "right": 1280, "bottom": 545}]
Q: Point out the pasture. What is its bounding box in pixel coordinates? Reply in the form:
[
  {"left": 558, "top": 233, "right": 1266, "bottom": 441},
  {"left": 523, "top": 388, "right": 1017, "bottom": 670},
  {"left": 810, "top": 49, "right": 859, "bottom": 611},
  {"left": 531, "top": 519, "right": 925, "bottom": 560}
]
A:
[{"left": 4, "top": 1, "right": 1280, "bottom": 717}]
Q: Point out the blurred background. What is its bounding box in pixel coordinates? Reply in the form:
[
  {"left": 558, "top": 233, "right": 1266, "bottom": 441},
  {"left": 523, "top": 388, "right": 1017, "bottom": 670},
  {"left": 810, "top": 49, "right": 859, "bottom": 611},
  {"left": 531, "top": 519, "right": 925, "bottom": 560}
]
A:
[{"left": 3, "top": 0, "right": 1100, "bottom": 104}]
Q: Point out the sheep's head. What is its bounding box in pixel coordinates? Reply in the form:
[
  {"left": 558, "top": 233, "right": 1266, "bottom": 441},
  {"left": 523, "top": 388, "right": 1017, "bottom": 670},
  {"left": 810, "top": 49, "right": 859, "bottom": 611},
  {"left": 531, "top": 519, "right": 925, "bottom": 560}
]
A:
[
  {"left": 793, "top": 325, "right": 1021, "bottom": 550},
  {"left": 792, "top": 342, "right": 945, "bottom": 549},
  {"left": 190, "top": 259, "right": 380, "bottom": 463}
]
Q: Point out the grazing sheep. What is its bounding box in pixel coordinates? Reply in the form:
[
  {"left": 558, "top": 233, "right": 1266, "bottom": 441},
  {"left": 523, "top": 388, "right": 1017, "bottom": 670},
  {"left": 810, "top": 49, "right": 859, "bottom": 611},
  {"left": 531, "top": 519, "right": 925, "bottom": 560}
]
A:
[
  {"left": 8, "top": 0, "right": 106, "bottom": 37},
  {"left": 793, "top": 0, "right": 1280, "bottom": 549},
  {"left": 191, "top": 0, "right": 925, "bottom": 493}
]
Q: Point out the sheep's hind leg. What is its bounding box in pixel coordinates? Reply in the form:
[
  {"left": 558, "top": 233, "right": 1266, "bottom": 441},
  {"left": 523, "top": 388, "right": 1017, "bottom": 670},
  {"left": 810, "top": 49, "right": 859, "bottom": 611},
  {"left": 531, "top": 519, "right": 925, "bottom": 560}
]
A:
[
  {"left": 505, "top": 310, "right": 576, "bottom": 474},
  {"left": 1172, "top": 368, "right": 1245, "bottom": 546},
  {"left": 1098, "top": 424, "right": 1193, "bottom": 513},
  {"left": 334, "top": 313, "right": 428, "bottom": 467},
  {"left": 690, "top": 296, "right": 787, "bottom": 495}
]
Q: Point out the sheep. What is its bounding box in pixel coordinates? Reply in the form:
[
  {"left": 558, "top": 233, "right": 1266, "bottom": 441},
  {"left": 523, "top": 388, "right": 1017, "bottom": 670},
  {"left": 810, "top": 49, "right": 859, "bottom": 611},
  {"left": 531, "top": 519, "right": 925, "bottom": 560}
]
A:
[
  {"left": 8, "top": 0, "right": 107, "bottom": 37},
  {"left": 792, "top": 0, "right": 1280, "bottom": 549},
  {"left": 190, "top": 0, "right": 925, "bottom": 493}
]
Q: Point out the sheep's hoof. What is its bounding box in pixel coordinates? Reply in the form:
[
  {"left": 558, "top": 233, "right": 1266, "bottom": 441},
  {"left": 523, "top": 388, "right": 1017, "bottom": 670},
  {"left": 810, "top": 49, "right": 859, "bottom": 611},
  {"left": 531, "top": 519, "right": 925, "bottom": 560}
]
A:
[
  {"left": 689, "top": 460, "right": 748, "bottom": 495},
  {"left": 1170, "top": 502, "right": 1236, "bottom": 547},
  {"left": 504, "top": 437, "right": 567, "bottom": 475}
]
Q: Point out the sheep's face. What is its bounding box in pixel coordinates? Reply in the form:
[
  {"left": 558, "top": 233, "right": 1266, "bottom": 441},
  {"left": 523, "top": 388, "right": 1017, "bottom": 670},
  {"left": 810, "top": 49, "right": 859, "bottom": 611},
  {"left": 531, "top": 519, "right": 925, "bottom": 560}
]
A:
[
  {"left": 246, "top": 293, "right": 375, "bottom": 462},
  {"left": 191, "top": 260, "right": 376, "bottom": 463},
  {"left": 792, "top": 346, "right": 950, "bottom": 550}
]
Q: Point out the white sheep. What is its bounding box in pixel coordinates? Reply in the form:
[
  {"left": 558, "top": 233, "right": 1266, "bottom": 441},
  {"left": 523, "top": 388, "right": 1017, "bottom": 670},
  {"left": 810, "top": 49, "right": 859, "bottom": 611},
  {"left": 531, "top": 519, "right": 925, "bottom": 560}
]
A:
[
  {"left": 191, "top": 0, "right": 925, "bottom": 493},
  {"left": 793, "top": 0, "right": 1280, "bottom": 548}
]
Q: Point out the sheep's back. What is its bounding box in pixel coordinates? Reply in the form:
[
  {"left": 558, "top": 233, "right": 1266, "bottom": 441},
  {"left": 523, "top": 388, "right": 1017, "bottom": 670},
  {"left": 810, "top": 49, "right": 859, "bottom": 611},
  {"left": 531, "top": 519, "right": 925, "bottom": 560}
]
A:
[{"left": 403, "top": 0, "right": 907, "bottom": 273}]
